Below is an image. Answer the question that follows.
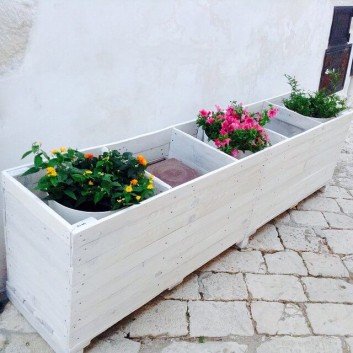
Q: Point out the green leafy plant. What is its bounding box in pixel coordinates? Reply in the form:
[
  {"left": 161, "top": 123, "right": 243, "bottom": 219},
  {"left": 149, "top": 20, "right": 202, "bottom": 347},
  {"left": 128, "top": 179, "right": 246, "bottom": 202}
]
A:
[
  {"left": 22, "top": 143, "right": 155, "bottom": 212},
  {"left": 283, "top": 72, "right": 347, "bottom": 119}
]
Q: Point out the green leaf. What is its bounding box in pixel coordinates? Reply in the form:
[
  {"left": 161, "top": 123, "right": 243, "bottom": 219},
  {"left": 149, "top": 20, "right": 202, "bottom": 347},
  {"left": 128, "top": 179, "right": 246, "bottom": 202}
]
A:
[
  {"left": 34, "top": 154, "right": 43, "bottom": 168},
  {"left": 22, "top": 166, "right": 40, "bottom": 176},
  {"left": 94, "top": 191, "right": 105, "bottom": 204},
  {"left": 21, "top": 150, "right": 33, "bottom": 159},
  {"left": 50, "top": 178, "right": 59, "bottom": 187},
  {"left": 64, "top": 189, "right": 77, "bottom": 200}
]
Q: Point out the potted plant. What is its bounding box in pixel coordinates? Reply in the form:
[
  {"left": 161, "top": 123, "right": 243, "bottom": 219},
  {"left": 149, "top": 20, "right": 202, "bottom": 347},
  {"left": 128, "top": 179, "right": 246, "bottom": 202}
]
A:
[
  {"left": 21, "top": 142, "right": 155, "bottom": 223},
  {"left": 283, "top": 70, "right": 347, "bottom": 122},
  {"left": 196, "top": 101, "right": 278, "bottom": 157}
]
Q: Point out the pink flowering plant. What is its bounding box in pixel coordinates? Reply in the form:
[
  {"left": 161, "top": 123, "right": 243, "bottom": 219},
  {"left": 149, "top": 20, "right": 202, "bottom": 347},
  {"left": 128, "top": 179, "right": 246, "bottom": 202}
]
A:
[{"left": 196, "top": 101, "right": 278, "bottom": 157}]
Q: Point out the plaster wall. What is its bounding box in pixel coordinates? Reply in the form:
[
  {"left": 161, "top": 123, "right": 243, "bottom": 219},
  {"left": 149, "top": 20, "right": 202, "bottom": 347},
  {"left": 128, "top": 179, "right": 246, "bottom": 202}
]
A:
[{"left": 0, "top": 0, "right": 351, "bottom": 294}]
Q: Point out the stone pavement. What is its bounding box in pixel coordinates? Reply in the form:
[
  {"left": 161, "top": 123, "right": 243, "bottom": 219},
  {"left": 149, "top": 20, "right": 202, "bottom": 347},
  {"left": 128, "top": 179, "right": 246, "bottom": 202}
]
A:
[{"left": 1, "top": 123, "right": 353, "bottom": 352}]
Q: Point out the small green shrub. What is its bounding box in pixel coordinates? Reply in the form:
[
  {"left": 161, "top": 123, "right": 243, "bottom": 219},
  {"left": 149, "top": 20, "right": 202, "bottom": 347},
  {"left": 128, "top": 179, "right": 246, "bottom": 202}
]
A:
[{"left": 283, "top": 73, "right": 347, "bottom": 119}]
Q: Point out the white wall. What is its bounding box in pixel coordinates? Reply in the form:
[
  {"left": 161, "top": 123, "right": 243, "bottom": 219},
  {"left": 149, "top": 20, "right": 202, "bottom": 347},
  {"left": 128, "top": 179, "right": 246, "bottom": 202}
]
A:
[{"left": 0, "top": 0, "right": 351, "bottom": 294}]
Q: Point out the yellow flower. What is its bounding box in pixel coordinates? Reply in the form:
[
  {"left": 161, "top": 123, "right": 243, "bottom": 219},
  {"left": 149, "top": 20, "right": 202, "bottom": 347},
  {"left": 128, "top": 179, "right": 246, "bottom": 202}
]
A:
[
  {"left": 60, "top": 146, "right": 67, "bottom": 153},
  {"left": 135, "top": 195, "right": 141, "bottom": 201},
  {"left": 51, "top": 148, "right": 60, "bottom": 155},
  {"left": 84, "top": 170, "right": 93, "bottom": 175},
  {"left": 125, "top": 185, "right": 133, "bottom": 193},
  {"left": 147, "top": 183, "right": 154, "bottom": 190},
  {"left": 88, "top": 180, "right": 94, "bottom": 186},
  {"left": 130, "top": 179, "right": 138, "bottom": 186},
  {"left": 46, "top": 167, "right": 57, "bottom": 177}
]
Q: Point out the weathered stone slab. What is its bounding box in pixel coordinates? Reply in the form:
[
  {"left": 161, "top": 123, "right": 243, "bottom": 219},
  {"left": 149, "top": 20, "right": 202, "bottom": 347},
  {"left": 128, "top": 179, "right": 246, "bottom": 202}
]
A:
[
  {"left": 306, "top": 303, "right": 353, "bottom": 335},
  {"left": 336, "top": 199, "right": 353, "bottom": 214},
  {"left": 245, "top": 274, "right": 306, "bottom": 302},
  {"left": 122, "top": 300, "right": 188, "bottom": 337},
  {"left": 290, "top": 210, "right": 328, "bottom": 227},
  {"left": 277, "top": 225, "right": 328, "bottom": 253},
  {"left": 199, "top": 272, "right": 248, "bottom": 300},
  {"left": 302, "top": 277, "right": 353, "bottom": 303},
  {"left": 161, "top": 341, "right": 247, "bottom": 353},
  {"left": 342, "top": 254, "right": 353, "bottom": 273},
  {"left": 0, "top": 303, "right": 35, "bottom": 333},
  {"left": 188, "top": 301, "right": 254, "bottom": 337},
  {"left": 1, "top": 333, "right": 53, "bottom": 353},
  {"left": 323, "top": 212, "right": 353, "bottom": 229},
  {"left": 301, "top": 252, "right": 349, "bottom": 277},
  {"left": 246, "top": 224, "right": 284, "bottom": 252},
  {"left": 256, "top": 336, "right": 342, "bottom": 353},
  {"left": 251, "top": 301, "right": 309, "bottom": 335},
  {"left": 319, "top": 185, "right": 352, "bottom": 199},
  {"left": 264, "top": 250, "right": 307, "bottom": 275},
  {"left": 164, "top": 274, "right": 201, "bottom": 300},
  {"left": 87, "top": 334, "right": 141, "bottom": 353},
  {"left": 297, "top": 196, "right": 340, "bottom": 212},
  {"left": 202, "top": 250, "right": 266, "bottom": 274},
  {"left": 320, "top": 229, "right": 353, "bottom": 254}
]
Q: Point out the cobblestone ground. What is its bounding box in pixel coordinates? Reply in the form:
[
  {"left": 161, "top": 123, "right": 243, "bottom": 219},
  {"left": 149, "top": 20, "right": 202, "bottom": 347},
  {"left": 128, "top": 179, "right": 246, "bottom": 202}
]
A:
[{"left": 1, "top": 124, "right": 353, "bottom": 353}]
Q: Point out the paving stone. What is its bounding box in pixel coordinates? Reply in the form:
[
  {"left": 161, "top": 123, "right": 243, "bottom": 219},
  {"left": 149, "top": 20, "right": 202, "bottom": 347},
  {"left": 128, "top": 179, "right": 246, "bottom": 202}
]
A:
[
  {"left": 122, "top": 300, "right": 188, "bottom": 337},
  {"left": 272, "top": 212, "right": 291, "bottom": 225},
  {"left": 188, "top": 301, "right": 254, "bottom": 337},
  {"left": 319, "top": 185, "right": 352, "bottom": 199},
  {"left": 0, "top": 333, "right": 6, "bottom": 350},
  {"left": 337, "top": 199, "right": 353, "bottom": 214},
  {"left": 251, "top": 301, "right": 309, "bottom": 335},
  {"left": 297, "top": 196, "right": 340, "bottom": 212},
  {"left": 301, "top": 252, "right": 349, "bottom": 277},
  {"left": 342, "top": 255, "right": 353, "bottom": 273},
  {"left": 0, "top": 303, "right": 35, "bottom": 333},
  {"left": 302, "top": 277, "right": 353, "bottom": 303},
  {"left": 324, "top": 212, "right": 353, "bottom": 229},
  {"left": 278, "top": 225, "right": 328, "bottom": 253},
  {"left": 2, "top": 333, "right": 53, "bottom": 353},
  {"left": 256, "top": 336, "right": 342, "bottom": 353},
  {"left": 161, "top": 341, "right": 247, "bottom": 353},
  {"left": 346, "top": 338, "right": 353, "bottom": 352},
  {"left": 202, "top": 249, "right": 266, "bottom": 274},
  {"left": 246, "top": 224, "right": 284, "bottom": 252},
  {"left": 87, "top": 334, "right": 141, "bottom": 353},
  {"left": 336, "top": 177, "right": 353, "bottom": 190},
  {"left": 164, "top": 275, "right": 201, "bottom": 300},
  {"left": 306, "top": 303, "right": 353, "bottom": 335},
  {"left": 199, "top": 273, "right": 248, "bottom": 300},
  {"left": 321, "top": 229, "right": 353, "bottom": 254},
  {"left": 264, "top": 250, "right": 307, "bottom": 276},
  {"left": 245, "top": 274, "right": 306, "bottom": 302},
  {"left": 290, "top": 210, "right": 328, "bottom": 227}
]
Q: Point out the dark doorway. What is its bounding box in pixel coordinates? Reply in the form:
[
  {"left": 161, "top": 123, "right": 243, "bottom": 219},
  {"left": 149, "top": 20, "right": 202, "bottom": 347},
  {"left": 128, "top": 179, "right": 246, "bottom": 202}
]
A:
[{"left": 319, "top": 6, "right": 353, "bottom": 92}]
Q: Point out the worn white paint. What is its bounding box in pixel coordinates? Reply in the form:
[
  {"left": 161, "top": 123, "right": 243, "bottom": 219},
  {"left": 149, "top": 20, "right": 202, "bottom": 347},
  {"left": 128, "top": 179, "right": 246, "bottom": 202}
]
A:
[
  {"left": 0, "top": 0, "right": 351, "bottom": 294},
  {"left": 3, "top": 95, "right": 352, "bottom": 352}
]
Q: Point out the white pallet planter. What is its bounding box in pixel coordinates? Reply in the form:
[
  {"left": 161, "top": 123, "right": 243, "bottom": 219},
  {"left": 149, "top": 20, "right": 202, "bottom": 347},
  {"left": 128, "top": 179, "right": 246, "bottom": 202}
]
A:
[{"left": 2, "top": 95, "right": 352, "bottom": 353}]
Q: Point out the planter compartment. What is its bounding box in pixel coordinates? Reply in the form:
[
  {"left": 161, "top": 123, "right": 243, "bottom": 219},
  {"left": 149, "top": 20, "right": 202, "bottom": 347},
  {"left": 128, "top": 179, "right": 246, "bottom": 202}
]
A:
[{"left": 2, "top": 95, "right": 352, "bottom": 353}]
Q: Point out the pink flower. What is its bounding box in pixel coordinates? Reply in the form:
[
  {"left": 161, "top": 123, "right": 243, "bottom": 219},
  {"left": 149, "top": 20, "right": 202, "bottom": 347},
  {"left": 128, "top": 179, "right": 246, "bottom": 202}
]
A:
[
  {"left": 268, "top": 107, "right": 279, "bottom": 119},
  {"left": 214, "top": 138, "right": 230, "bottom": 148},
  {"left": 206, "top": 117, "right": 215, "bottom": 124},
  {"left": 231, "top": 149, "right": 239, "bottom": 157},
  {"left": 215, "top": 104, "right": 222, "bottom": 112},
  {"left": 199, "top": 109, "right": 210, "bottom": 118}
]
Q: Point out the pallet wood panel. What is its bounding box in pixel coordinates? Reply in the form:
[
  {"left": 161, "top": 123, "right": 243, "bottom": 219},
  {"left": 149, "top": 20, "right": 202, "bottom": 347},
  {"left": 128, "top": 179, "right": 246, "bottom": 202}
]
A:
[{"left": 2, "top": 95, "right": 352, "bottom": 353}]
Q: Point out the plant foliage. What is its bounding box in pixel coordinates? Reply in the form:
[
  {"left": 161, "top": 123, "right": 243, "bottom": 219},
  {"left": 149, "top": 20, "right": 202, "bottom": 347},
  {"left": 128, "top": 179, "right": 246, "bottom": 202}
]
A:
[
  {"left": 283, "top": 71, "right": 347, "bottom": 119},
  {"left": 22, "top": 143, "right": 155, "bottom": 212}
]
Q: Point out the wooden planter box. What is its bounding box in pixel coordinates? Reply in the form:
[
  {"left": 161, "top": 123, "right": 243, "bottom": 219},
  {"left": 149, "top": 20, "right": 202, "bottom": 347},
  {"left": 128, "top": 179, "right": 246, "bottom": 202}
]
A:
[{"left": 2, "top": 95, "right": 352, "bottom": 353}]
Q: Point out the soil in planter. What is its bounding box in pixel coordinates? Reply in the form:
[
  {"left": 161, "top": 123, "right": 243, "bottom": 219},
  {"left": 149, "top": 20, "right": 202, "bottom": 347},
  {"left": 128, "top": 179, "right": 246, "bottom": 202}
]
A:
[{"left": 147, "top": 158, "right": 200, "bottom": 187}]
